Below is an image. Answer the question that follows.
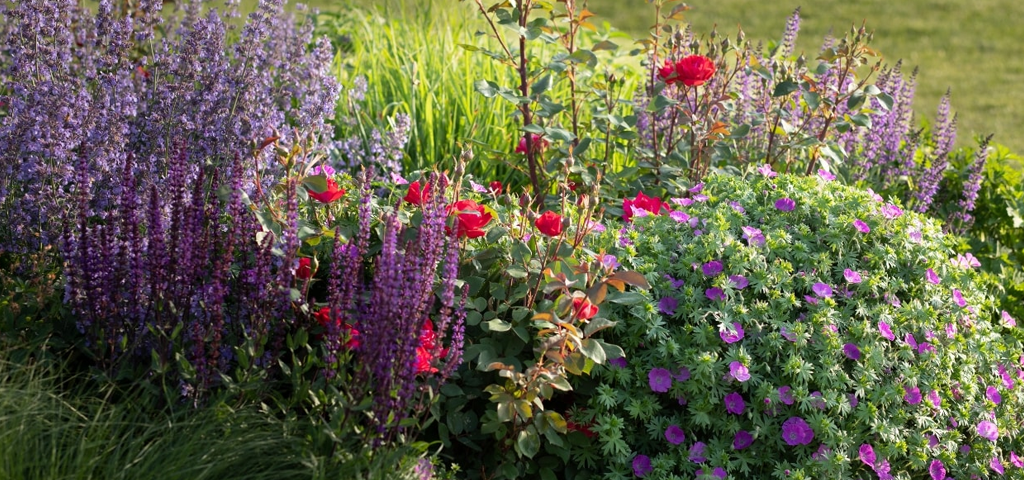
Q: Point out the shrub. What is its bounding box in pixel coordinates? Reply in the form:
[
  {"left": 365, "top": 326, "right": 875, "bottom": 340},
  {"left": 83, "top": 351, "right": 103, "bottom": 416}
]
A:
[{"left": 572, "top": 172, "right": 1023, "bottom": 479}]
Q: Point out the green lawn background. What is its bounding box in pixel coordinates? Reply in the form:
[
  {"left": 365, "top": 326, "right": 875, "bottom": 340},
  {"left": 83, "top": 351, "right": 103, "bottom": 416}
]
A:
[{"left": 259, "top": 0, "right": 1024, "bottom": 154}]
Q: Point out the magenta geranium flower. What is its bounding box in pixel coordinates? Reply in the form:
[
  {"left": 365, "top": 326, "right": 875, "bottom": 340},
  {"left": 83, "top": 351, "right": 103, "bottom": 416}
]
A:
[
  {"left": 844, "top": 269, "right": 862, "bottom": 283},
  {"left": 978, "top": 420, "right": 999, "bottom": 441},
  {"left": 818, "top": 169, "right": 836, "bottom": 181},
  {"left": 658, "top": 296, "right": 678, "bottom": 315},
  {"left": 741, "top": 226, "right": 766, "bottom": 246},
  {"left": 853, "top": 219, "right": 871, "bottom": 233},
  {"left": 670, "top": 211, "right": 690, "bottom": 223},
  {"left": 774, "top": 198, "right": 796, "bottom": 211},
  {"left": 987, "top": 386, "right": 1002, "bottom": 404},
  {"left": 879, "top": 321, "right": 895, "bottom": 341},
  {"left": 778, "top": 386, "right": 794, "bottom": 405},
  {"left": 992, "top": 456, "right": 1005, "bottom": 474},
  {"left": 904, "top": 386, "right": 922, "bottom": 404},
  {"left": 720, "top": 323, "right": 744, "bottom": 343},
  {"left": 953, "top": 289, "right": 967, "bottom": 307},
  {"left": 702, "top": 260, "right": 724, "bottom": 276},
  {"left": 632, "top": 454, "right": 652, "bottom": 477},
  {"left": 729, "top": 275, "right": 749, "bottom": 289},
  {"left": 927, "top": 390, "right": 941, "bottom": 408},
  {"left": 843, "top": 343, "right": 861, "bottom": 360},
  {"left": 674, "top": 367, "right": 691, "bottom": 382},
  {"left": 859, "top": 444, "right": 876, "bottom": 467},
  {"left": 706, "top": 287, "right": 726, "bottom": 301},
  {"left": 665, "top": 425, "right": 686, "bottom": 445},
  {"left": 1002, "top": 310, "right": 1017, "bottom": 328},
  {"left": 724, "top": 392, "right": 745, "bottom": 415},
  {"left": 689, "top": 442, "right": 707, "bottom": 463},
  {"left": 729, "top": 361, "right": 750, "bottom": 382},
  {"left": 781, "top": 417, "right": 814, "bottom": 446},
  {"left": 729, "top": 201, "right": 745, "bottom": 213},
  {"left": 1011, "top": 451, "right": 1023, "bottom": 468},
  {"left": 881, "top": 203, "right": 903, "bottom": 219},
  {"left": 649, "top": 368, "right": 672, "bottom": 393},
  {"left": 757, "top": 164, "right": 777, "bottom": 178},
  {"left": 733, "top": 430, "right": 753, "bottom": 450},
  {"left": 905, "top": 333, "right": 918, "bottom": 349},
  {"left": 926, "top": 268, "right": 941, "bottom": 284},
  {"left": 812, "top": 282, "right": 833, "bottom": 298}
]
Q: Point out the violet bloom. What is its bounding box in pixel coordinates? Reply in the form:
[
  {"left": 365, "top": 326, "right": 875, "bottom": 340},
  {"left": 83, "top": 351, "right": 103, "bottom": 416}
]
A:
[
  {"left": 780, "top": 327, "right": 797, "bottom": 342},
  {"left": 720, "top": 323, "right": 745, "bottom": 343},
  {"left": 810, "top": 391, "right": 826, "bottom": 410},
  {"left": 879, "top": 321, "right": 895, "bottom": 341},
  {"left": 1011, "top": 451, "right": 1023, "bottom": 468},
  {"left": 658, "top": 296, "right": 678, "bottom": 315},
  {"left": 599, "top": 254, "right": 620, "bottom": 269},
  {"left": 843, "top": 343, "right": 861, "bottom": 360},
  {"left": 775, "top": 198, "right": 796, "bottom": 212},
  {"left": 927, "top": 434, "right": 939, "bottom": 448},
  {"left": 927, "top": 390, "right": 941, "bottom": 408},
  {"left": 986, "top": 386, "right": 1002, "bottom": 404},
  {"left": 905, "top": 386, "right": 922, "bottom": 404},
  {"left": 1002, "top": 310, "right": 1017, "bottom": 328},
  {"left": 729, "top": 361, "right": 750, "bottom": 382},
  {"left": 649, "top": 368, "right": 672, "bottom": 393},
  {"left": 664, "top": 274, "right": 686, "bottom": 289},
  {"left": 844, "top": 269, "right": 862, "bottom": 283},
  {"left": 926, "top": 268, "right": 941, "bottom": 285},
  {"left": 853, "top": 219, "right": 871, "bottom": 233},
  {"left": 804, "top": 295, "right": 819, "bottom": 306},
  {"left": 960, "top": 445, "right": 972, "bottom": 454},
  {"left": 741, "top": 226, "right": 766, "bottom": 246},
  {"left": 758, "top": 164, "right": 778, "bottom": 177},
  {"left": 778, "top": 386, "right": 795, "bottom": 405},
  {"left": 706, "top": 287, "right": 726, "bottom": 301},
  {"left": 609, "top": 357, "right": 627, "bottom": 369},
  {"left": 690, "top": 183, "right": 704, "bottom": 194},
  {"left": 693, "top": 194, "right": 709, "bottom": 202},
  {"left": 859, "top": 444, "right": 876, "bottom": 467},
  {"left": 733, "top": 430, "right": 753, "bottom": 450},
  {"left": 906, "top": 333, "right": 918, "bottom": 349},
  {"left": 952, "top": 289, "right": 967, "bottom": 307},
  {"left": 849, "top": 393, "right": 859, "bottom": 408},
  {"left": 991, "top": 456, "right": 1005, "bottom": 475},
  {"left": 729, "top": 275, "right": 749, "bottom": 289},
  {"left": 929, "top": 460, "right": 945, "bottom": 480},
  {"left": 818, "top": 169, "right": 836, "bottom": 181},
  {"left": 881, "top": 203, "right": 903, "bottom": 219},
  {"left": 670, "top": 211, "right": 690, "bottom": 223},
  {"left": 730, "top": 201, "right": 745, "bottom": 213},
  {"left": 781, "top": 417, "right": 814, "bottom": 445},
  {"left": 674, "top": 367, "right": 691, "bottom": 382},
  {"left": 909, "top": 230, "right": 923, "bottom": 243},
  {"left": 632, "top": 454, "right": 652, "bottom": 477},
  {"left": 724, "top": 392, "right": 745, "bottom": 415},
  {"left": 812, "top": 282, "right": 833, "bottom": 298},
  {"left": 978, "top": 420, "right": 999, "bottom": 441},
  {"left": 702, "top": 260, "right": 724, "bottom": 276},
  {"left": 711, "top": 467, "right": 727, "bottom": 479},
  {"left": 689, "top": 442, "right": 707, "bottom": 463},
  {"left": 665, "top": 425, "right": 685, "bottom": 445}
]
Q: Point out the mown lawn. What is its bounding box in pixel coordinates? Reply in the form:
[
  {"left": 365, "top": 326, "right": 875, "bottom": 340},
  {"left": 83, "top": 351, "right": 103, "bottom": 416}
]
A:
[{"left": 259, "top": 0, "right": 1024, "bottom": 154}]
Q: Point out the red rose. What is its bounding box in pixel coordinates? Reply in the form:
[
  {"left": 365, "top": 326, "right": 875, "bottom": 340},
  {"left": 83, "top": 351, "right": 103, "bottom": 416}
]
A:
[
  {"left": 657, "top": 59, "right": 676, "bottom": 83},
  {"left": 404, "top": 180, "right": 430, "bottom": 206},
  {"left": 535, "top": 210, "right": 564, "bottom": 237},
  {"left": 572, "top": 296, "right": 599, "bottom": 321},
  {"left": 416, "top": 319, "right": 449, "bottom": 375},
  {"left": 313, "top": 307, "right": 359, "bottom": 349},
  {"left": 675, "top": 54, "right": 716, "bottom": 87},
  {"left": 622, "top": 191, "right": 668, "bottom": 222},
  {"left": 308, "top": 178, "right": 346, "bottom": 203},
  {"left": 515, "top": 134, "right": 549, "bottom": 154},
  {"left": 449, "top": 199, "right": 493, "bottom": 239},
  {"left": 489, "top": 181, "right": 503, "bottom": 194},
  {"left": 296, "top": 257, "right": 312, "bottom": 280}
]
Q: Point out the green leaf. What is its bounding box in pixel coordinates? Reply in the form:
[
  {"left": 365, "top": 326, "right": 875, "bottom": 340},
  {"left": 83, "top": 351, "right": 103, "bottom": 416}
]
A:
[
  {"left": 516, "top": 426, "right": 542, "bottom": 458},
  {"left": 772, "top": 80, "right": 799, "bottom": 97},
  {"left": 647, "top": 94, "right": 678, "bottom": 113},
  {"left": 592, "top": 40, "right": 618, "bottom": 51},
  {"left": 485, "top": 319, "right": 512, "bottom": 332},
  {"left": 579, "top": 338, "right": 607, "bottom": 364},
  {"left": 301, "top": 175, "right": 328, "bottom": 193},
  {"left": 474, "top": 79, "right": 500, "bottom": 98},
  {"left": 876, "top": 92, "right": 895, "bottom": 111},
  {"left": 802, "top": 91, "right": 821, "bottom": 111},
  {"left": 544, "top": 127, "right": 575, "bottom": 143},
  {"left": 486, "top": 226, "right": 508, "bottom": 243},
  {"left": 609, "top": 291, "right": 646, "bottom": 305},
  {"left": 609, "top": 271, "right": 650, "bottom": 289},
  {"left": 531, "top": 74, "right": 552, "bottom": 96},
  {"left": 584, "top": 318, "right": 618, "bottom": 338},
  {"left": 594, "top": 339, "right": 624, "bottom": 360},
  {"left": 507, "top": 266, "right": 528, "bottom": 279},
  {"left": 848, "top": 113, "right": 872, "bottom": 128},
  {"left": 847, "top": 91, "right": 867, "bottom": 110}
]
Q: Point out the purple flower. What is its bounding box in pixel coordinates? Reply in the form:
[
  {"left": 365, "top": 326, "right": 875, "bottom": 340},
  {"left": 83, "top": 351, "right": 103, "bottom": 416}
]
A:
[
  {"left": 879, "top": 321, "right": 895, "bottom": 341},
  {"left": 955, "top": 253, "right": 981, "bottom": 269},
  {"left": 812, "top": 444, "right": 832, "bottom": 461},
  {"left": 978, "top": 420, "right": 999, "bottom": 441},
  {"left": 927, "top": 390, "right": 941, "bottom": 408},
  {"left": 741, "top": 226, "right": 766, "bottom": 246},
  {"left": 844, "top": 269, "right": 862, "bottom": 283},
  {"left": 649, "top": 368, "right": 672, "bottom": 393},
  {"left": 818, "top": 169, "right": 836, "bottom": 181},
  {"left": 843, "top": 343, "right": 861, "bottom": 360},
  {"left": 1011, "top": 451, "right": 1023, "bottom": 468},
  {"left": 664, "top": 274, "right": 686, "bottom": 289},
  {"left": 632, "top": 454, "right": 652, "bottom": 477},
  {"left": 905, "top": 333, "right": 918, "bottom": 349},
  {"left": 729, "top": 361, "right": 750, "bottom": 382},
  {"left": 848, "top": 393, "right": 859, "bottom": 408},
  {"left": 689, "top": 442, "right": 707, "bottom": 463},
  {"left": 953, "top": 289, "right": 967, "bottom": 307},
  {"left": 706, "top": 287, "right": 726, "bottom": 301},
  {"left": 670, "top": 211, "right": 690, "bottom": 223},
  {"left": 729, "top": 275, "right": 749, "bottom": 289},
  {"left": 780, "top": 327, "right": 797, "bottom": 342},
  {"left": 758, "top": 164, "right": 777, "bottom": 177},
  {"left": 775, "top": 198, "right": 796, "bottom": 212},
  {"left": 724, "top": 392, "right": 745, "bottom": 415},
  {"left": 859, "top": 444, "right": 876, "bottom": 467},
  {"left": 729, "top": 201, "right": 746, "bottom": 213},
  {"left": 810, "top": 391, "right": 826, "bottom": 410},
  {"left": 926, "top": 268, "right": 941, "bottom": 284},
  {"left": 927, "top": 434, "right": 939, "bottom": 448},
  {"left": 804, "top": 295, "right": 819, "bottom": 306},
  {"left": 693, "top": 194, "right": 709, "bottom": 202},
  {"left": 992, "top": 456, "right": 1005, "bottom": 475},
  {"left": 702, "top": 260, "right": 724, "bottom": 276},
  {"left": 665, "top": 425, "right": 685, "bottom": 445},
  {"left": 881, "top": 203, "right": 903, "bottom": 219},
  {"left": 812, "top": 282, "right": 833, "bottom": 298},
  {"left": 720, "top": 323, "right": 745, "bottom": 343},
  {"left": 853, "top": 219, "right": 871, "bottom": 233},
  {"left": 609, "top": 357, "right": 628, "bottom": 369},
  {"left": 905, "top": 386, "right": 922, "bottom": 404},
  {"left": 674, "top": 367, "right": 691, "bottom": 382},
  {"left": 711, "top": 467, "right": 728, "bottom": 479},
  {"left": 874, "top": 459, "right": 892, "bottom": 480},
  {"left": 599, "top": 254, "right": 620, "bottom": 269},
  {"left": 918, "top": 342, "right": 936, "bottom": 355},
  {"left": 781, "top": 417, "right": 814, "bottom": 446},
  {"left": 987, "top": 386, "right": 1002, "bottom": 404},
  {"left": 658, "top": 296, "right": 678, "bottom": 315},
  {"left": 733, "top": 430, "right": 753, "bottom": 450},
  {"left": 960, "top": 445, "right": 972, "bottom": 454},
  {"left": 779, "top": 386, "right": 795, "bottom": 405},
  {"left": 1002, "top": 310, "right": 1017, "bottom": 328}
]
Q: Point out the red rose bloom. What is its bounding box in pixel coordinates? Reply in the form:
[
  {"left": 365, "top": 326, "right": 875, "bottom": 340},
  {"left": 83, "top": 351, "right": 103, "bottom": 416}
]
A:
[
  {"left": 515, "top": 134, "right": 549, "bottom": 154},
  {"left": 657, "top": 59, "right": 676, "bottom": 83},
  {"left": 313, "top": 307, "right": 359, "bottom": 349},
  {"left": 572, "top": 296, "right": 599, "bottom": 321},
  {"left": 415, "top": 319, "right": 449, "bottom": 375},
  {"left": 535, "top": 210, "right": 564, "bottom": 237},
  {"left": 449, "top": 199, "right": 493, "bottom": 239},
  {"left": 675, "top": 54, "right": 716, "bottom": 86},
  {"left": 296, "top": 257, "right": 312, "bottom": 280},
  {"left": 622, "top": 191, "right": 668, "bottom": 222},
  {"left": 308, "top": 178, "right": 346, "bottom": 203},
  {"left": 489, "top": 181, "right": 503, "bottom": 194},
  {"left": 404, "top": 180, "right": 430, "bottom": 206}
]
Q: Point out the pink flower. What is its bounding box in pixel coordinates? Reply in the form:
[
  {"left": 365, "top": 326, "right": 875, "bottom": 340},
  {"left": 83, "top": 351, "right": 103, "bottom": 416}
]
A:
[
  {"left": 853, "top": 219, "right": 871, "bottom": 233},
  {"left": 648, "top": 368, "right": 672, "bottom": 392},
  {"left": 720, "top": 323, "right": 744, "bottom": 343},
  {"left": 741, "top": 226, "right": 766, "bottom": 246},
  {"left": 987, "top": 386, "right": 1002, "bottom": 404},
  {"left": 880, "top": 203, "right": 903, "bottom": 219},
  {"left": 955, "top": 252, "right": 981, "bottom": 269},
  {"left": 844, "top": 269, "right": 862, "bottom": 283},
  {"left": 927, "top": 390, "right": 941, "bottom": 408},
  {"left": 702, "top": 260, "right": 724, "bottom": 276},
  {"left": 729, "top": 275, "right": 749, "bottom": 289},
  {"left": 926, "top": 268, "right": 941, "bottom": 284},
  {"left": 670, "top": 211, "right": 690, "bottom": 223},
  {"left": 818, "top": 169, "right": 836, "bottom": 181},
  {"left": 757, "top": 163, "right": 777, "bottom": 178},
  {"left": 953, "top": 289, "right": 967, "bottom": 307},
  {"left": 622, "top": 191, "right": 667, "bottom": 222},
  {"left": 929, "top": 460, "right": 946, "bottom": 480},
  {"left": 632, "top": 454, "right": 652, "bottom": 477},
  {"left": 879, "top": 321, "right": 895, "bottom": 341},
  {"left": 1010, "top": 451, "right": 1023, "bottom": 468},
  {"left": 812, "top": 282, "right": 833, "bottom": 298},
  {"left": 991, "top": 456, "right": 1005, "bottom": 475},
  {"left": 978, "top": 420, "right": 999, "bottom": 441},
  {"left": 665, "top": 425, "right": 686, "bottom": 445},
  {"left": 905, "top": 333, "right": 918, "bottom": 349},
  {"left": 904, "top": 386, "right": 922, "bottom": 404},
  {"left": 859, "top": 444, "right": 876, "bottom": 467},
  {"left": 1001, "top": 310, "right": 1017, "bottom": 328},
  {"left": 724, "top": 392, "right": 745, "bottom": 415},
  {"left": 729, "top": 361, "right": 750, "bottom": 382},
  {"left": 781, "top": 417, "right": 814, "bottom": 445},
  {"left": 774, "top": 198, "right": 796, "bottom": 212},
  {"left": 515, "top": 133, "right": 548, "bottom": 154},
  {"left": 689, "top": 442, "right": 707, "bottom": 463}
]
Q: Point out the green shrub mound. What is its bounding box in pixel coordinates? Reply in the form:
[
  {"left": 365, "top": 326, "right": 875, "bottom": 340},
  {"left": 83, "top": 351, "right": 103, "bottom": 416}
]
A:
[{"left": 573, "top": 173, "right": 1023, "bottom": 479}]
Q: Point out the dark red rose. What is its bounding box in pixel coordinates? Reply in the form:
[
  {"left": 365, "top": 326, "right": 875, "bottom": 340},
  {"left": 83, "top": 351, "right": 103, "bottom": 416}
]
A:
[
  {"left": 308, "top": 178, "right": 345, "bottom": 203},
  {"left": 404, "top": 180, "right": 431, "bottom": 206},
  {"left": 675, "top": 54, "right": 716, "bottom": 86},
  {"left": 535, "top": 210, "right": 564, "bottom": 237},
  {"left": 296, "top": 257, "right": 312, "bottom": 280}
]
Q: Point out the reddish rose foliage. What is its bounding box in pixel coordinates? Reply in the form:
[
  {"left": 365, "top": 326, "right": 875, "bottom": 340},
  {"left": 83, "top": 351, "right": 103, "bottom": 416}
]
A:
[
  {"left": 404, "top": 180, "right": 430, "bottom": 206},
  {"left": 448, "top": 199, "right": 493, "bottom": 238},
  {"left": 308, "top": 178, "right": 346, "bottom": 203},
  {"left": 572, "top": 296, "right": 599, "bottom": 320},
  {"left": 535, "top": 210, "right": 564, "bottom": 237}
]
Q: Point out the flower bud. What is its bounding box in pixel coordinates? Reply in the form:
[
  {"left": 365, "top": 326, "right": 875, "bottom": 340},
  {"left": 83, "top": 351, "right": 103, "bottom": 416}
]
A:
[{"left": 519, "top": 193, "right": 532, "bottom": 208}]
